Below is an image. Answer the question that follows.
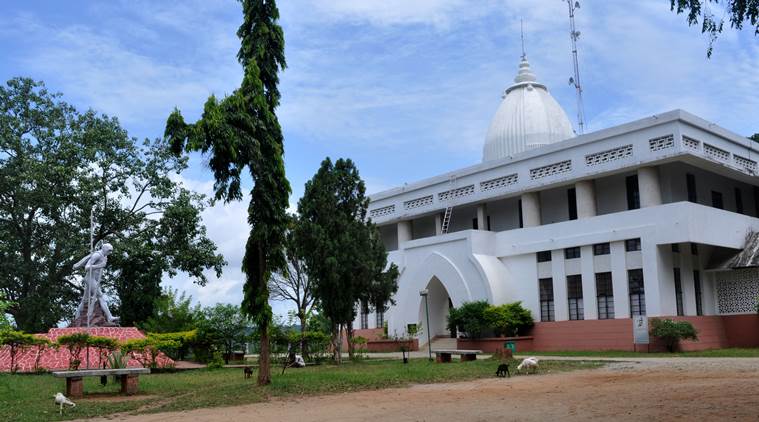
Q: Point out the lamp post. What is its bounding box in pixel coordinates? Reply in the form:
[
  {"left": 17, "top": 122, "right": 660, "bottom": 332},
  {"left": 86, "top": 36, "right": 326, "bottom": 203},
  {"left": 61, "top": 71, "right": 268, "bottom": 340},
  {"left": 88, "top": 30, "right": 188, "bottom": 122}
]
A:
[{"left": 419, "top": 289, "right": 432, "bottom": 361}]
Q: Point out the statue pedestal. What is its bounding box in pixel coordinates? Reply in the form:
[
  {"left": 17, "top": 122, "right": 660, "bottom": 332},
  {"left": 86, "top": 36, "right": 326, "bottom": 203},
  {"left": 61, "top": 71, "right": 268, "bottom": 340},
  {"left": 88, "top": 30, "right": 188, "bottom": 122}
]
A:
[{"left": 71, "top": 299, "right": 119, "bottom": 328}]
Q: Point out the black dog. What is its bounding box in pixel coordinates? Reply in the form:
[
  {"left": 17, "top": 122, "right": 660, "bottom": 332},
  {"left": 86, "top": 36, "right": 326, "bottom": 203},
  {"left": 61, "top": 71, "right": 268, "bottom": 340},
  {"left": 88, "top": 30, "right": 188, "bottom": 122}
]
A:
[
  {"left": 496, "top": 363, "right": 510, "bottom": 378},
  {"left": 244, "top": 366, "right": 253, "bottom": 379}
]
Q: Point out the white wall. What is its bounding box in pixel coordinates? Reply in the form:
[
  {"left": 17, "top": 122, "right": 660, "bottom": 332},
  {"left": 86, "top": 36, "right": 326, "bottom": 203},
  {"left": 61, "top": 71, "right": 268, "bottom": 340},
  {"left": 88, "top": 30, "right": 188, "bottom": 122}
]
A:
[{"left": 487, "top": 197, "right": 521, "bottom": 231}]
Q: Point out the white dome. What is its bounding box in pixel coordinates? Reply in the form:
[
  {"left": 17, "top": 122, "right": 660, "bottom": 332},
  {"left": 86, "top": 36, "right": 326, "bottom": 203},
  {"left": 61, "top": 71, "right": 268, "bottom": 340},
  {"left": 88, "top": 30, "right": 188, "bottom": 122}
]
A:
[{"left": 482, "top": 57, "right": 575, "bottom": 162}]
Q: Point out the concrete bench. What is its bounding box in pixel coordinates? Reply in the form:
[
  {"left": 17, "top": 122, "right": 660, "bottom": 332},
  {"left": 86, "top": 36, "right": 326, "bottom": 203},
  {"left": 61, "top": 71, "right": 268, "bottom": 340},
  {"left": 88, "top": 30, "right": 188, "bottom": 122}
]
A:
[
  {"left": 432, "top": 349, "right": 483, "bottom": 363},
  {"left": 52, "top": 368, "right": 150, "bottom": 398}
]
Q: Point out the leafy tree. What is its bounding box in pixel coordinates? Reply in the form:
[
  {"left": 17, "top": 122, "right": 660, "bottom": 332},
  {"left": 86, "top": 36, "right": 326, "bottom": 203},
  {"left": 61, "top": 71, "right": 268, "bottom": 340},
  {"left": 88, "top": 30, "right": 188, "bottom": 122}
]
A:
[
  {"left": 447, "top": 301, "right": 492, "bottom": 339},
  {"left": 197, "top": 303, "right": 251, "bottom": 364},
  {"left": 164, "top": 0, "right": 289, "bottom": 385},
  {"left": 0, "top": 78, "right": 225, "bottom": 332},
  {"left": 750, "top": 133, "right": 759, "bottom": 143},
  {"left": 56, "top": 332, "right": 92, "bottom": 370},
  {"left": 483, "top": 302, "right": 534, "bottom": 337},
  {"left": 295, "top": 158, "right": 398, "bottom": 362},
  {"left": 0, "top": 330, "right": 36, "bottom": 373},
  {"left": 650, "top": 318, "right": 699, "bottom": 352},
  {"left": 270, "top": 215, "right": 316, "bottom": 354},
  {"left": 141, "top": 288, "right": 200, "bottom": 333},
  {"left": 0, "top": 294, "right": 12, "bottom": 330},
  {"left": 669, "top": 1, "right": 759, "bottom": 57}
]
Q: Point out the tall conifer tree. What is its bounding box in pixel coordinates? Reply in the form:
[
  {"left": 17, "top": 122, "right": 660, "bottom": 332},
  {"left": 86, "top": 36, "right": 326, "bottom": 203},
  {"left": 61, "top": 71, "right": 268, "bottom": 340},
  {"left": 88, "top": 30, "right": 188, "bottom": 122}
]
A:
[{"left": 164, "top": 0, "right": 289, "bottom": 385}]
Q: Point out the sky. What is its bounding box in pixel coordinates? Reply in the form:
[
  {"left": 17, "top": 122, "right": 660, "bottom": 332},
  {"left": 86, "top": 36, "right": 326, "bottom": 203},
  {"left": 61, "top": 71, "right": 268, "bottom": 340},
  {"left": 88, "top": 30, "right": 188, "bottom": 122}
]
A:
[{"left": 1, "top": 0, "right": 757, "bottom": 318}]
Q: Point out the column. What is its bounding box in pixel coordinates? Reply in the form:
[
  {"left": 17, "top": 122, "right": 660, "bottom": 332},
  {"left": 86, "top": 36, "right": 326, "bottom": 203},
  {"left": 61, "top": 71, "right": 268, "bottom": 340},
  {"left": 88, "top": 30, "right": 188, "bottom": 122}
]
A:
[
  {"left": 551, "top": 249, "right": 568, "bottom": 321},
  {"left": 610, "top": 241, "right": 630, "bottom": 319},
  {"left": 476, "top": 204, "right": 486, "bottom": 230},
  {"left": 397, "top": 221, "right": 411, "bottom": 246},
  {"left": 642, "top": 241, "right": 664, "bottom": 316},
  {"left": 575, "top": 180, "right": 597, "bottom": 218},
  {"left": 580, "top": 245, "right": 597, "bottom": 319},
  {"left": 434, "top": 213, "right": 443, "bottom": 235},
  {"left": 521, "top": 192, "right": 541, "bottom": 227},
  {"left": 638, "top": 166, "right": 662, "bottom": 208}
]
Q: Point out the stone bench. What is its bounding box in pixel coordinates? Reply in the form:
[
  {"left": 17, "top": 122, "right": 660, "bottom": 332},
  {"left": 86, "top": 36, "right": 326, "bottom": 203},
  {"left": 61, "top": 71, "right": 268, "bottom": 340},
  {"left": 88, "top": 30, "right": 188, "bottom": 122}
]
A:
[
  {"left": 432, "top": 349, "right": 483, "bottom": 363},
  {"left": 52, "top": 368, "right": 150, "bottom": 398}
]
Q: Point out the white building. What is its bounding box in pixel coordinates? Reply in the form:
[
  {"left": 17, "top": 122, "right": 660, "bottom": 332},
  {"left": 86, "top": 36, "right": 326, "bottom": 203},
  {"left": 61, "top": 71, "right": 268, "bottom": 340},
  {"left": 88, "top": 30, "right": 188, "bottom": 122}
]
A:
[{"left": 356, "top": 56, "right": 759, "bottom": 351}]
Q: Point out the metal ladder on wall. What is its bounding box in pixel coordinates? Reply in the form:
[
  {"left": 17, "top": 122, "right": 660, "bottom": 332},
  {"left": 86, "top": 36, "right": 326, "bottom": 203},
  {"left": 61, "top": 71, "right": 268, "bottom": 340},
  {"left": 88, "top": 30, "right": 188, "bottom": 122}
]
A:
[{"left": 440, "top": 175, "right": 456, "bottom": 234}]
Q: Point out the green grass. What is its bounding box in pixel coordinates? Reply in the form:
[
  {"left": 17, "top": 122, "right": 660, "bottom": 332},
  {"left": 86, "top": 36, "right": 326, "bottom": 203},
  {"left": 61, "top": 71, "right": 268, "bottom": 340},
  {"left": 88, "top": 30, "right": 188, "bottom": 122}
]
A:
[
  {"left": 0, "top": 358, "right": 601, "bottom": 421},
  {"left": 518, "top": 348, "right": 759, "bottom": 358}
]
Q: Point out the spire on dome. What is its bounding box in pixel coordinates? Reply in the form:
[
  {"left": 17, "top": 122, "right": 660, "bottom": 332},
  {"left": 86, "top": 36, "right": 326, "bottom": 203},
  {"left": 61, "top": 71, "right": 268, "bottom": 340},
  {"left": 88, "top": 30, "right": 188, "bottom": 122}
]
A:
[{"left": 513, "top": 57, "right": 537, "bottom": 84}]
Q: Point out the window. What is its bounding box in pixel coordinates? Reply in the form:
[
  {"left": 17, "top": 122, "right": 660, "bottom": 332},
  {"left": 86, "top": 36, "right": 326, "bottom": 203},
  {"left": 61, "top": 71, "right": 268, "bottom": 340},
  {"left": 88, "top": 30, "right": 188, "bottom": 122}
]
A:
[
  {"left": 537, "top": 250, "right": 552, "bottom": 263},
  {"left": 472, "top": 218, "right": 478, "bottom": 230},
  {"left": 691, "top": 243, "right": 699, "bottom": 255},
  {"left": 712, "top": 191, "right": 724, "bottom": 209},
  {"left": 487, "top": 215, "right": 491, "bottom": 231},
  {"left": 626, "top": 175, "right": 640, "bottom": 210},
  {"left": 593, "top": 243, "right": 610, "bottom": 256},
  {"left": 735, "top": 188, "right": 744, "bottom": 214},
  {"left": 755, "top": 186, "right": 759, "bottom": 217},
  {"left": 671, "top": 243, "right": 680, "bottom": 253},
  {"left": 567, "top": 275, "right": 584, "bottom": 320},
  {"left": 674, "top": 268, "right": 684, "bottom": 316},
  {"left": 687, "top": 173, "right": 697, "bottom": 203},
  {"left": 694, "top": 270, "right": 703, "bottom": 316},
  {"left": 628, "top": 269, "right": 646, "bottom": 316},
  {"left": 539, "top": 278, "right": 555, "bottom": 322},
  {"left": 375, "top": 309, "right": 384, "bottom": 328},
  {"left": 625, "top": 238, "right": 641, "bottom": 252},
  {"left": 518, "top": 199, "right": 523, "bottom": 228},
  {"left": 596, "top": 272, "right": 615, "bottom": 319},
  {"left": 568, "top": 187, "right": 578, "bottom": 220},
  {"left": 360, "top": 301, "right": 369, "bottom": 330},
  {"left": 564, "top": 247, "right": 581, "bottom": 259}
]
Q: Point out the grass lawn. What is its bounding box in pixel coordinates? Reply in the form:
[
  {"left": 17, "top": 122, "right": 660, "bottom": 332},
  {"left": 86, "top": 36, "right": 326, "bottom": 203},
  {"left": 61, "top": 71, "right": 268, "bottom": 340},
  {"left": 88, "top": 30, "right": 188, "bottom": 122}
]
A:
[
  {"left": 0, "top": 358, "right": 601, "bottom": 421},
  {"left": 519, "top": 348, "right": 759, "bottom": 358}
]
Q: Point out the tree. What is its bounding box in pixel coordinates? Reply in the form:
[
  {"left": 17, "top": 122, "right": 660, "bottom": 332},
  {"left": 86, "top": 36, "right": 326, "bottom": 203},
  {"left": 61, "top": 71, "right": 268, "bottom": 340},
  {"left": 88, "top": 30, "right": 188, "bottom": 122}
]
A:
[
  {"left": 650, "top": 318, "right": 699, "bottom": 352},
  {"left": 0, "top": 330, "right": 36, "bottom": 373},
  {"left": 483, "top": 302, "right": 534, "bottom": 337},
  {"left": 0, "top": 294, "right": 12, "bottom": 330},
  {"left": 669, "top": 1, "right": 759, "bottom": 57},
  {"left": 141, "top": 288, "right": 200, "bottom": 333},
  {"left": 269, "top": 216, "right": 316, "bottom": 354},
  {"left": 164, "top": 0, "right": 289, "bottom": 385},
  {"left": 0, "top": 78, "right": 225, "bottom": 332},
  {"left": 447, "top": 301, "right": 492, "bottom": 339},
  {"left": 197, "top": 304, "right": 251, "bottom": 364},
  {"left": 750, "top": 133, "right": 759, "bottom": 143},
  {"left": 295, "top": 158, "right": 398, "bottom": 363}
]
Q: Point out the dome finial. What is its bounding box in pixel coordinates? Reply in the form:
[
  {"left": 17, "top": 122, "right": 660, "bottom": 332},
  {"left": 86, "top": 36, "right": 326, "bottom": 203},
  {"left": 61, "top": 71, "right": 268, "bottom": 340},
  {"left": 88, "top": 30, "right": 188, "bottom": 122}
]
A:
[{"left": 520, "top": 19, "right": 526, "bottom": 60}]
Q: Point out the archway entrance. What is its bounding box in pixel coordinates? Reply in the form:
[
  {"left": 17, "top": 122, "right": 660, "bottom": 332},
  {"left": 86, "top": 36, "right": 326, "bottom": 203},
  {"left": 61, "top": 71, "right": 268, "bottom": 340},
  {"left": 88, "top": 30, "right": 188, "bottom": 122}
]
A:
[{"left": 419, "top": 277, "right": 454, "bottom": 339}]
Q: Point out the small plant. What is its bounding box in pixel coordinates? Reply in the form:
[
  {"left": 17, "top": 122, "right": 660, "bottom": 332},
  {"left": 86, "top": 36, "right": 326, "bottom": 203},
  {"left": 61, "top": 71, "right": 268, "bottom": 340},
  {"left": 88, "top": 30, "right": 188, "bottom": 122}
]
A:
[
  {"left": 207, "top": 350, "right": 225, "bottom": 369},
  {"left": 351, "top": 336, "right": 368, "bottom": 360},
  {"left": 30, "top": 336, "right": 52, "bottom": 372},
  {"left": 88, "top": 336, "right": 118, "bottom": 368},
  {"left": 107, "top": 350, "right": 128, "bottom": 369},
  {"left": 122, "top": 337, "right": 179, "bottom": 369},
  {"left": 56, "top": 332, "right": 92, "bottom": 370},
  {"left": 0, "top": 330, "right": 36, "bottom": 373},
  {"left": 650, "top": 318, "right": 699, "bottom": 352}
]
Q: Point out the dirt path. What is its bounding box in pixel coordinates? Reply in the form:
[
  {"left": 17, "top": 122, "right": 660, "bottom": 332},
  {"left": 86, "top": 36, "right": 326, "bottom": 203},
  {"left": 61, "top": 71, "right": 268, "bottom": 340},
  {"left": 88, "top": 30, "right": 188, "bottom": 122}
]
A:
[{"left": 87, "top": 359, "right": 759, "bottom": 421}]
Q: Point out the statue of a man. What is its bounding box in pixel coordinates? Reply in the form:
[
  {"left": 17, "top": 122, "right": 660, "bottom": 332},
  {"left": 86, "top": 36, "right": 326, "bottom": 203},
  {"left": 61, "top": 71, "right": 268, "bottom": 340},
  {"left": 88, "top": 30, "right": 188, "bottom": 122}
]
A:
[{"left": 73, "top": 243, "right": 119, "bottom": 326}]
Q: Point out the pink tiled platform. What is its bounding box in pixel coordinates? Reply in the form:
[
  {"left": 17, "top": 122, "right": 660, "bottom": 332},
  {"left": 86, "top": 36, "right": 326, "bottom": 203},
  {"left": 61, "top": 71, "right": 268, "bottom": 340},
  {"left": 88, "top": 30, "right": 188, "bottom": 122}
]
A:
[{"left": 0, "top": 327, "right": 174, "bottom": 372}]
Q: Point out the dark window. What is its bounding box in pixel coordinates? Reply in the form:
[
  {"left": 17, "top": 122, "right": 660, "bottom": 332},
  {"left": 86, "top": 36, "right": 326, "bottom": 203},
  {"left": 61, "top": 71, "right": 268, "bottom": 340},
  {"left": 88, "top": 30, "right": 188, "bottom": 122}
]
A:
[
  {"left": 375, "top": 309, "right": 384, "bottom": 328},
  {"left": 472, "top": 218, "right": 478, "bottom": 230},
  {"left": 487, "top": 215, "right": 491, "bottom": 231},
  {"left": 537, "top": 250, "right": 552, "bottom": 263},
  {"left": 735, "top": 188, "right": 744, "bottom": 214},
  {"left": 671, "top": 243, "right": 680, "bottom": 253},
  {"left": 518, "top": 199, "right": 523, "bottom": 228},
  {"left": 539, "top": 278, "right": 555, "bottom": 322},
  {"left": 596, "top": 272, "right": 615, "bottom": 319},
  {"left": 567, "top": 275, "right": 584, "bottom": 320},
  {"left": 593, "top": 243, "right": 610, "bottom": 255},
  {"left": 360, "top": 301, "right": 369, "bottom": 330},
  {"left": 568, "top": 187, "right": 578, "bottom": 220},
  {"left": 687, "top": 173, "right": 697, "bottom": 203},
  {"left": 691, "top": 243, "right": 699, "bottom": 255},
  {"left": 674, "top": 268, "right": 684, "bottom": 316},
  {"left": 564, "top": 247, "right": 581, "bottom": 259},
  {"left": 694, "top": 270, "right": 703, "bottom": 316},
  {"left": 712, "top": 191, "right": 724, "bottom": 209},
  {"left": 755, "top": 186, "right": 759, "bottom": 217},
  {"left": 628, "top": 269, "right": 646, "bottom": 316},
  {"left": 625, "top": 238, "right": 641, "bottom": 252},
  {"left": 626, "top": 175, "right": 640, "bottom": 210}
]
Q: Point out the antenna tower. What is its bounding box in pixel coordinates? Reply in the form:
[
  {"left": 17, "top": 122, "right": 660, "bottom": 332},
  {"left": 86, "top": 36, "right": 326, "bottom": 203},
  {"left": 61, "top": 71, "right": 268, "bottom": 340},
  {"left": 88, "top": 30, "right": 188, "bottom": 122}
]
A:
[{"left": 566, "top": 0, "right": 585, "bottom": 134}]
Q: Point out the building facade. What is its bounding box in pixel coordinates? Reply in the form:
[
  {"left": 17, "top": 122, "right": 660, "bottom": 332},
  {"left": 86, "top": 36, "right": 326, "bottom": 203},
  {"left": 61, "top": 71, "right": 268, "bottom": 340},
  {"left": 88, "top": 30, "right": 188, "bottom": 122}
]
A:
[{"left": 355, "top": 56, "right": 759, "bottom": 351}]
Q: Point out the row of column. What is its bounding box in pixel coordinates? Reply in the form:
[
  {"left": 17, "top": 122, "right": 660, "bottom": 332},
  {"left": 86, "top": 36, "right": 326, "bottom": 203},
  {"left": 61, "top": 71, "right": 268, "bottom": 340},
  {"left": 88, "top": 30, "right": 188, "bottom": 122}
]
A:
[{"left": 397, "top": 166, "right": 662, "bottom": 242}]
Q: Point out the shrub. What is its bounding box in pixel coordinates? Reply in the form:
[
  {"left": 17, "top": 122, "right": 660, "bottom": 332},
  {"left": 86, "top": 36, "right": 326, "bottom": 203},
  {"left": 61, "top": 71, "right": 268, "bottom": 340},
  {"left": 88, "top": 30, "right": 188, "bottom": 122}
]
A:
[
  {"left": 0, "top": 330, "right": 36, "bottom": 373},
  {"left": 447, "top": 301, "right": 491, "bottom": 338},
  {"left": 483, "top": 302, "right": 534, "bottom": 337},
  {"left": 650, "top": 318, "right": 699, "bottom": 352},
  {"left": 56, "top": 332, "right": 92, "bottom": 370},
  {"left": 122, "top": 337, "right": 179, "bottom": 369},
  {"left": 88, "top": 336, "right": 119, "bottom": 369},
  {"left": 207, "top": 351, "right": 225, "bottom": 369},
  {"left": 30, "top": 336, "right": 52, "bottom": 372},
  {"left": 147, "top": 330, "right": 197, "bottom": 361}
]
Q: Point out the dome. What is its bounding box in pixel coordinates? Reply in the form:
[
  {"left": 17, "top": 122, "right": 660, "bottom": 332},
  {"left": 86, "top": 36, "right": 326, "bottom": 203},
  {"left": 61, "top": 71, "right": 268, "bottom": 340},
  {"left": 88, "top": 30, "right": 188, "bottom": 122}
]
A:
[{"left": 482, "top": 56, "right": 575, "bottom": 162}]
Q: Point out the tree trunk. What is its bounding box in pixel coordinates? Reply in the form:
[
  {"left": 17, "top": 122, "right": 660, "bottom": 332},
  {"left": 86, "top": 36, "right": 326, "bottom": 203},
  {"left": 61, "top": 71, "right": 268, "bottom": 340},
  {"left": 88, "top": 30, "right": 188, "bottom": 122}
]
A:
[
  {"left": 258, "top": 324, "right": 271, "bottom": 385},
  {"left": 299, "top": 311, "right": 307, "bottom": 357},
  {"left": 331, "top": 322, "right": 342, "bottom": 365},
  {"left": 346, "top": 323, "right": 355, "bottom": 360}
]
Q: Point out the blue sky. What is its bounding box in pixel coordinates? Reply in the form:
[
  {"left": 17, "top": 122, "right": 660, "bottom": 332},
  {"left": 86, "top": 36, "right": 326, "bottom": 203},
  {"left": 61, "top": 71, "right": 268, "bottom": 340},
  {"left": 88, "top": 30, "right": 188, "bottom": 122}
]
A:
[{"left": 1, "top": 0, "right": 757, "bottom": 317}]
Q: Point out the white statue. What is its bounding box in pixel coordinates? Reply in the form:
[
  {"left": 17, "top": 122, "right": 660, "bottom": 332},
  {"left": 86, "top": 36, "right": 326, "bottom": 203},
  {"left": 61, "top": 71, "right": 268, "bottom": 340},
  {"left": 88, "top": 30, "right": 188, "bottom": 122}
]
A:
[{"left": 73, "top": 243, "right": 119, "bottom": 326}]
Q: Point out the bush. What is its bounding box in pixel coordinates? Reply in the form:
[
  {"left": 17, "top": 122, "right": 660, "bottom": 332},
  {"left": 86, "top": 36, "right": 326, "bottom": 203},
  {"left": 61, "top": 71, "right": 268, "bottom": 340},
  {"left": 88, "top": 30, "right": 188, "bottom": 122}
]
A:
[
  {"left": 0, "top": 330, "right": 37, "bottom": 373},
  {"left": 650, "top": 318, "right": 699, "bottom": 352},
  {"left": 147, "top": 330, "right": 197, "bottom": 361},
  {"left": 207, "top": 351, "right": 225, "bottom": 369},
  {"left": 483, "top": 302, "right": 534, "bottom": 337},
  {"left": 56, "top": 332, "right": 92, "bottom": 370},
  {"left": 122, "top": 337, "right": 179, "bottom": 369},
  {"left": 447, "top": 301, "right": 491, "bottom": 338}
]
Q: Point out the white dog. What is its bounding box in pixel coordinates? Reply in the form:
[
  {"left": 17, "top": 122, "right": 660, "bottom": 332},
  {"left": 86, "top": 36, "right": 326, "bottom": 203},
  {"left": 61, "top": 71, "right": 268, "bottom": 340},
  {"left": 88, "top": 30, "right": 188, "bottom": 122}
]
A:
[
  {"left": 517, "top": 357, "right": 539, "bottom": 374},
  {"left": 54, "top": 392, "right": 76, "bottom": 414}
]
